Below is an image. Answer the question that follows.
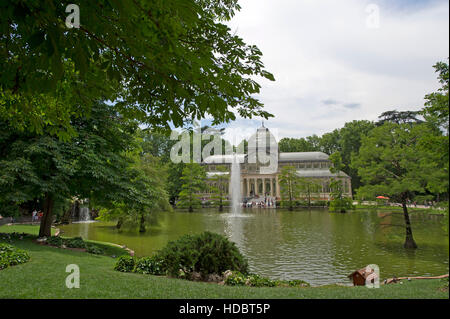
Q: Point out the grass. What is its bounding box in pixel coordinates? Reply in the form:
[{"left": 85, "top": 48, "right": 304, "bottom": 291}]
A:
[
  {"left": 0, "top": 224, "right": 57, "bottom": 236},
  {"left": 0, "top": 225, "right": 448, "bottom": 299},
  {"left": 0, "top": 224, "right": 127, "bottom": 257}
]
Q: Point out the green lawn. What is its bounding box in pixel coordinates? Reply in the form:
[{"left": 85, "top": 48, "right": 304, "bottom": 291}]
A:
[
  {"left": 0, "top": 224, "right": 57, "bottom": 236},
  {"left": 0, "top": 225, "right": 448, "bottom": 299}
]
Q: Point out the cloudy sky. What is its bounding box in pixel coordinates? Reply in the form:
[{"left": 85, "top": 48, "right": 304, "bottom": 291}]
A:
[{"left": 205, "top": 0, "right": 449, "bottom": 143}]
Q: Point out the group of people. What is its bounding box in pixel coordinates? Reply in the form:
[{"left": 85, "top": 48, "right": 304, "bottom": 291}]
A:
[
  {"left": 32, "top": 210, "right": 44, "bottom": 222},
  {"left": 244, "top": 196, "right": 276, "bottom": 208}
]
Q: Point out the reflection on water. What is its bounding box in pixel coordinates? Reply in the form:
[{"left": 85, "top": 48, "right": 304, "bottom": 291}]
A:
[{"left": 59, "top": 208, "right": 449, "bottom": 286}]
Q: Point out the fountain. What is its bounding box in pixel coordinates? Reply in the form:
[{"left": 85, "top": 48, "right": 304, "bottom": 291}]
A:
[
  {"left": 230, "top": 154, "right": 242, "bottom": 216},
  {"left": 79, "top": 207, "right": 91, "bottom": 222},
  {"left": 70, "top": 201, "right": 95, "bottom": 223}
]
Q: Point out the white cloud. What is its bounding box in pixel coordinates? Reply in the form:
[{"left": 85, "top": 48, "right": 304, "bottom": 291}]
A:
[{"left": 224, "top": 0, "right": 449, "bottom": 139}]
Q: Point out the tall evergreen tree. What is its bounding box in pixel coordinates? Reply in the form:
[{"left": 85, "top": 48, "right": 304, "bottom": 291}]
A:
[{"left": 177, "top": 163, "right": 207, "bottom": 212}]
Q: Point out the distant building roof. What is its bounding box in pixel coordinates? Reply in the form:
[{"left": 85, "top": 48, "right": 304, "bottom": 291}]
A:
[
  {"left": 295, "top": 169, "right": 349, "bottom": 178},
  {"left": 203, "top": 154, "right": 246, "bottom": 164},
  {"left": 279, "top": 152, "right": 329, "bottom": 162}
]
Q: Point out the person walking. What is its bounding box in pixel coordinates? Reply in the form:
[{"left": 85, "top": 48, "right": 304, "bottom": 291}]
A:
[{"left": 32, "top": 210, "right": 37, "bottom": 223}]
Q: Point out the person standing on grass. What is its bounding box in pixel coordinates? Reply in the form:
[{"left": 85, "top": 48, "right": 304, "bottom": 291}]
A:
[{"left": 32, "top": 209, "right": 37, "bottom": 222}]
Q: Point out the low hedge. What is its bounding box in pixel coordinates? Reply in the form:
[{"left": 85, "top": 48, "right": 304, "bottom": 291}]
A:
[
  {"left": 46, "top": 236, "right": 105, "bottom": 254},
  {"left": 224, "top": 271, "right": 310, "bottom": 288},
  {"left": 0, "top": 243, "right": 30, "bottom": 270}
]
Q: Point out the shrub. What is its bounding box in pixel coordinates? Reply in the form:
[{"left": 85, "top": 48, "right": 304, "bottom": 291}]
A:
[
  {"left": 312, "top": 200, "right": 329, "bottom": 207},
  {"left": 224, "top": 271, "right": 248, "bottom": 286},
  {"left": 86, "top": 245, "right": 104, "bottom": 255},
  {"left": 114, "top": 255, "right": 136, "bottom": 272},
  {"left": 156, "top": 231, "right": 248, "bottom": 278},
  {"left": 0, "top": 232, "right": 35, "bottom": 242},
  {"left": 246, "top": 274, "right": 276, "bottom": 287},
  {"left": 0, "top": 243, "right": 30, "bottom": 270},
  {"left": 47, "top": 236, "right": 64, "bottom": 247},
  {"left": 47, "top": 236, "right": 87, "bottom": 249},
  {"left": 134, "top": 255, "right": 166, "bottom": 275},
  {"left": 224, "top": 272, "right": 276, "bottom": 287},
  {"left": 329, "top": 198, "right": 355, "bottom": 212},
  {"left": 224, "top": 271, "right": 310, "bottom": 288},
  {"left": 64, "top": 237, "right": 86, "bottom": 249}
]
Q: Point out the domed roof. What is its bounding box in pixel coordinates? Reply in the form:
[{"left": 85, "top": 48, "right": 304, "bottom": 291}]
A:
[{"left": 248, "top": 124, "right": 278, "bottom": 152}]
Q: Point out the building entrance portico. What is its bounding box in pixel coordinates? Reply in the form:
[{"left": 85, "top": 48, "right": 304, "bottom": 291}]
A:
[{"left": 243, "top": 175, "right": 278, "bottom": 198}]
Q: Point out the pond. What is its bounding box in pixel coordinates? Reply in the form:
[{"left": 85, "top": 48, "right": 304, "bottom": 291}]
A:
[{"left": 59, "top": 208, "right": 449, "bottom": 286}]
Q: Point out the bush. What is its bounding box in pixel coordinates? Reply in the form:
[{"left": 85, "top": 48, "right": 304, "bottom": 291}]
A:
[
  {"left": 312, "top": 200, "right": 329, "bottom": 207},
  {"left": 86, "top": 245, "right": 104, "bottom": 255},
  {"left": 0, "top": 232, "right": 35, "bottom": 242},
  {"left": 329, "top": 198, "right": 355, "bottom": 212},
  {"left": 225, "top": 272, "right": 276, "bottom": 287},
  {"left": 156, "top": 231, "right": 248, "bottom": 278},
  {"left": 114, "top": 255, "right": 136, "bottom": 272},
  {"left": 64, "top": 237, "right": 86, "bottom": 249},
  {"left": 246, "top": 274, "right": 276, "bottom": 287},
  {"left": 46, "top": 236, "right": 87, "bottom": 249},
  {"left": 0, "top": 243, "right": 30, "bottom": 270},
  {"left": 224, "top": 271, "right": 310, "bottom": 288},
  {"left": 224, "top": 271, "right": 248, "bottom": 286},
  {"left": 47, "top": 236, "right": 64, "bottom": 247},
  {"left": 134, "top": 255, "right": 166, "bottom": 275}
]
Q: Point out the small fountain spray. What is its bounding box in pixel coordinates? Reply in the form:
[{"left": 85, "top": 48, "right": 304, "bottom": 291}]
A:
[{"left": 230, "top": 154, "right": 241, "bottom": 216}]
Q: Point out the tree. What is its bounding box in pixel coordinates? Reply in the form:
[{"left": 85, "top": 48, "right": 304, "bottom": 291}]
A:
[
  {"left": 319, "top": 129, "right": 341, "bottom": 155},
  {"left": 297, "top": 178, "right": 322, "bottom": 208},
  {"left": 278, "top": 137, "right": 320, "bottom": 152},
  {"left": 0, "top": 102, "right": 158, "bottom": 237},
  {"left": 1, "top": 0, "right": 274, "bottom": 138},
  {"left": 133, "top": 154, "right": 171, "bottom": 232},
  {"left": 338, "top": 120, "right": 375, "bottom": 191},
  {"left": 421, "top": 60, "right": 449, "bottom": 135},
  {"left": 278, "top": 166, "right": 300, "bottom": 211},
  {"left": 209, "top": 165, "right": 229, "bottom": 211},
  {"left": 177, "top": 163, "right": 207, "bottom": 212},
  {"left": 328, "top": 152, "right": 353, "bottom": 212},
  {"left": 351, "top": 122, "right": 444, "bottom": 248},
  {"left": 376, "top": 110, "right": 423, "bottom": 126},
  {"left": 419, "top": 60, "right": 449, "bottom": 202}
]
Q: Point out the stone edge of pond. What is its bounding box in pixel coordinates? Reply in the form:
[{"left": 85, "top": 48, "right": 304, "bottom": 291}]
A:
[{"left": 52, "top": 225, "right": 135, "bottom": 257}]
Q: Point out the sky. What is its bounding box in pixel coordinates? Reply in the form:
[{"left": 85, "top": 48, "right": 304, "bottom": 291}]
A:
[{"left": 201, "top": 0, "right": 449, "bottom": 144}]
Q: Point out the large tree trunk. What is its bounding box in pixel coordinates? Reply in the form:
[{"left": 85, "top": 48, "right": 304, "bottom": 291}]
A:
[
  {"left": 60, "top": 205, "right": 72, "bottom": 224},
  {"left": 39, "top": 193, "right": 54, "bottom": 238},
  {"left": 139, "top": 213, "right": 146, "bottom": 233},
  {"left": 116, "top": 217, "right": 123, "bottom": 230},
  {"left": 402, "top": 199, "right": 418, "bottom": 249}
]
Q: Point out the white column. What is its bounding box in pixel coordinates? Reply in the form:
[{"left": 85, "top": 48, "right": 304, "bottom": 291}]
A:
[{"left": 275, "top": 175, "right": 281, "bottom": 198}]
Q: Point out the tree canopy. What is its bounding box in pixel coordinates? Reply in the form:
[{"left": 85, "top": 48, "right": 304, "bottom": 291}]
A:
[
  {"left": 0, "top": 102, "right": 168, "bottom": 236},
  {"left": 1, "top": 0, "right": 274, "bottom": 138},
  {"left": 177, "top": 163, "right": 207, "bottom": 212}
]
